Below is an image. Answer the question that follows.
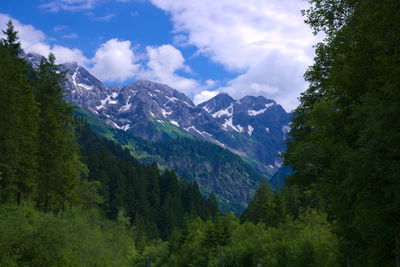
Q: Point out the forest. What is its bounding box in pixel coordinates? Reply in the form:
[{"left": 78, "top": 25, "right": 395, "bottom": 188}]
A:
[{"left": 0, "top": 0, "right": 399, "bottom": 266}]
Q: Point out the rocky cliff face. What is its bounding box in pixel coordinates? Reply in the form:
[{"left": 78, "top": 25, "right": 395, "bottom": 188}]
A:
[
  {"left": 26, "top": 53, "right": 291, "bottom": 177},
  {"left": 56, "top": 58, "right": 291, "bottom": 175},
  {"left": 199, "top": 94, "right": 291, "bottom": 174},
  {"left": 24, "top": 53, "right": 292, "bottom": 211}
]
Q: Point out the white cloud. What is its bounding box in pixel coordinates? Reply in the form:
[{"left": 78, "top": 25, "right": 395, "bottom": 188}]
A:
[
  {"left": 85, "top": 12, "right": 116, "bottom": 21},
  {"left": 62, "top": 33, "right": 78, "bottom": 39},
  {"left": 40, "top": 0, "right": 100, "bottom": 12},
  {"left": 52, "top": 45, "right": 89, "bottom": 65},
  {"left": 138, "top": 44, "right": 200, "bottom": 96},
  {"left": 221, "top": 51, "right": 308, "bottom": 111},
  {"left": 0, "top": 14, "right": 199, "bottom": 89},
  {"left": 149, "top": 0, "right": 317, "bottom": 110},
  {"left": 90, "top": 38, "right": 140, "bottom": 82},
  {"left": 53, "top": 25, "right": 68, "bottom": 32},
  {"left": 193, "top": 90, "right": 219, "bottom": 105},
  {"left": 0, "top": 14, "right": 89, "bottom": 66}
]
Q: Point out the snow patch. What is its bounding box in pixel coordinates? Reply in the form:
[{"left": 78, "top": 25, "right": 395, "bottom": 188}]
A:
[
  {"left": 161, "top": 108, "right": 172, "bottom": 117},
  {"left": 170, "top": 120, "right": 180, "bottom": 127},
  {"left": 96, "top": 94, "right": 118, "bottom": 110},
  {"left": 164, "top": 96, "right": 179, "bottom": 106},
  {"left": 274, "top": 161, "right": 282, "bottom": 168},
  {"left": 119, "top": 95, "right": 132, "bottom": 112},
  {"left": 222, "top": 117, "right": 241, "bottom": 132},
  {"left": 110, "top": 122, "right": 130, "bottom": 131},
  {"left": 77, "top": 83, "right": 93, "bottom": 90},
  {"left": 121, "top": 124, "right": 130, "bottom": 131},
  {"left": 202, "top": 105, "right": 212, "bottom": 113},
  {"left": 247, "top": 125, "right": 254, "bottom": 136},
  {"left": 282, "top": 125, "right": 290, "bottom": 134},
  {"left": 247, "top": 103, "right": 275, "bottom": 116},
  {"left": 185, "top": 126, "right": 206, "bottom": 138},
  {"left": 71, "top": 67, "right": 79, "bottom": 86},
  {"left": 212, "top": 104, "right": 233, "bottom": 118},
  {"left": 236, "top": 125, "right": 244, "bottom": 133},
  {"left": 213, "top": 108, "right": 230, "bottom": 118}
]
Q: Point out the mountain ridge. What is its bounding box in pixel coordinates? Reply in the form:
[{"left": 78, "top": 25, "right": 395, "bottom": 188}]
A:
[{"left": 24, "top": 53, "right": 291, "bottom": 211}]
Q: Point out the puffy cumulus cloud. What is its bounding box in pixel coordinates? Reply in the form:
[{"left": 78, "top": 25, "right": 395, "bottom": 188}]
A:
[
  {"left": 193, "top": 90, "right": 219, "bottom": 105},
  {"left": 220, "top": 51, "right": 308, "bottom": 111},
  {"left": 138, "top": 44, "right": 200, "bottom": 96},
  {"left": 0, "top": 14, "right": 200, "bottom": 90},
  {"left": 149, "top": 0, "right": 317, "bottom": 110},
  {"left": 51, "top": 45, "right": 89, "bottom": 65},
  {"left": 0, "top": 14, "right": 89, "bottom": 66},
  {"left": 90, "top": 38, "right": 140, "bottom": 82}
]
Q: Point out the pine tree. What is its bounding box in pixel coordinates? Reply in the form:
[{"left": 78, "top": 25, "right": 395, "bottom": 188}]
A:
[
  {"left": 2, "top": 20, "right": 22, "bottom": 57},
  {"left": 35, "top": 53, "right": 81, "bottom": 212},
  {"left": 0, "top": 21, "right": 38, "bottom": 204},
  {"left": 240, "top": 180, "right": 277, "bottom": 226}
]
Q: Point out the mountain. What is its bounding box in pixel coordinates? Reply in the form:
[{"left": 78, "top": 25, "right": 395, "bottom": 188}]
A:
[
  {"left": 73, "top": 107, "right": 264, "bottom": 213},
  {"left": 56, "top": 60, "right": 291, "bottom": 172},
  {"left": 24, "top": 53, "right": 291, "bottom": 210},
  {"left": 199, "top": 93, "right": 291, "bottom": 175}
]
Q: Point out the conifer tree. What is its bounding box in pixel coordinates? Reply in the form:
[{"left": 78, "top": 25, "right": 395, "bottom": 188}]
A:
[
  {"left": 0, "top": 20, "right": 38, "bottom": 204},
  {"left": 240, "top": 180, "right": 277, "bottom": 226},
  {"left": 35, "top": 53, "right": 81, "bottom": 212}
]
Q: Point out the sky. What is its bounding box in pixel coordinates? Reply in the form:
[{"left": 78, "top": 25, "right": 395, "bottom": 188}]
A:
[{"left": 0, "top": 0, "right": 318, "bottom": 111}]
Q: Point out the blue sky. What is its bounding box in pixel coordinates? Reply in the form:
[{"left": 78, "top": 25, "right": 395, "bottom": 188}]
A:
[{"left": 0, "top": 0, "right": 317, "bottom": 110}]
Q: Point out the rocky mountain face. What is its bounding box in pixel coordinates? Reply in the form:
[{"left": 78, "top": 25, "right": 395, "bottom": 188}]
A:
[
  {"left": 54, "top": 59, "right": 291, "bottom": 175},
  {"left": 198, "top": 93, "right": 291, "bottom": 174},
  {"left": 25, "top": 54, "right": 292, "bottom": 210}
]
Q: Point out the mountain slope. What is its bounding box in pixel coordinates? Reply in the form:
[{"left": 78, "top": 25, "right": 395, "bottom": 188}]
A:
[
  {"left": 199, "top": 94, "right": 291, "bottom": 174},
  {"left": 74, "top": 107, "right": 264, "bottom": 213},
  {"left": 24, "top": 54, "right": 292, "bottom": 210},
  {"left": 55, "top": 58, "right": 291, "bottom": 175}
]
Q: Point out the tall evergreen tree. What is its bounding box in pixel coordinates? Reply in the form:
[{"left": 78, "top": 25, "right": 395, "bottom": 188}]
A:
[
  {"left": 0, "top": 20, "right": 38, "bottom": 204},
  {"left": 35, "top": 53, "right": 81, "bottom": 212},
  {"left": 240, "top": 180, "right": 277, "bottom": 226}
]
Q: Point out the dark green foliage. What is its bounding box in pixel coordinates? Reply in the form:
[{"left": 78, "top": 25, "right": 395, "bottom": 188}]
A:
[
  {"left": 0, "top": 20, "right": 38, "bottom": 205},
  {"left": 0, "top": 205, "right": 137, "bottom": 266},
  {"left": 240, "top": 180, "right": 277, "bottom": 226},
  {"left": 161, "top": 211, "right": 340, "bottom": 267},
  {"left": 35, "top": 54, "right": 83, "bottom": 213},
  {"left": 2, "top": 20, "right": 22, "bottom": 57},
  {"left": 75, "top": 120, "right": 219, "bottom": 240},
  {"left": 285, "top": 0, "right": 400, "bottom": 265}
]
